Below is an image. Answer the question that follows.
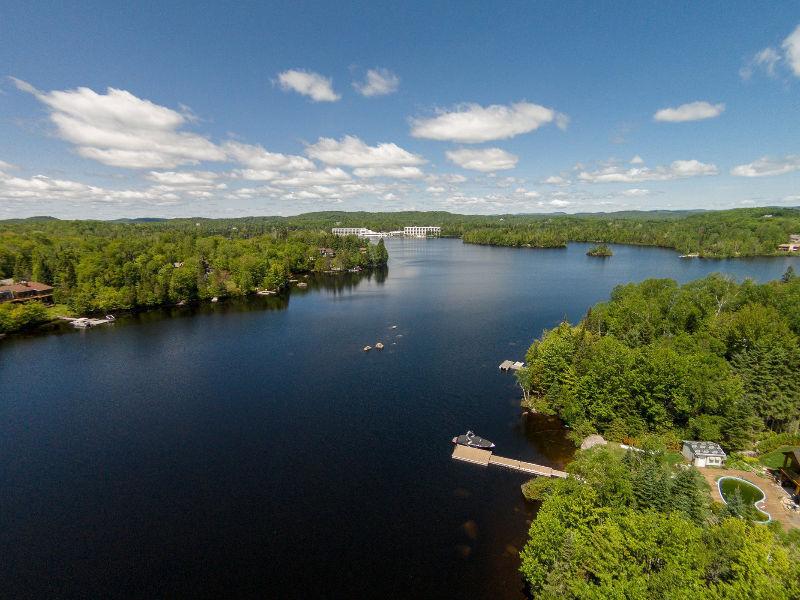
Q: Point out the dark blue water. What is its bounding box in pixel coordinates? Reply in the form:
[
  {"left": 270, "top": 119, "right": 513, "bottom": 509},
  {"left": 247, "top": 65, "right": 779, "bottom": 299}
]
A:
[{"left": 1, "top": 240, "right": 795, "bottom": 599}]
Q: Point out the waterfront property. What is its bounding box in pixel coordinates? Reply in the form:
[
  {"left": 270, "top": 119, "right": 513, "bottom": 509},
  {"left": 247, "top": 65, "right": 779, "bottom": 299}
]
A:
[
  {"left": 331, "top": 226, "right": 440, "bottom": 239},
  {"left": 682, "top": 440, "right": 726, "bottom": 467},
  {"left": 0, "top": 280, "right": 54, "bottom": 303},
  {"left": 403, "top": 226, "right": 441, "bottom": 238},
  {"left": 451, "top": 443, "right": 567, "bottom": 478}
]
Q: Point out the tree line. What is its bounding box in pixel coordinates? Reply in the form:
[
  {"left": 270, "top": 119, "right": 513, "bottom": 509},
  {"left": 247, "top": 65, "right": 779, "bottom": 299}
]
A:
[
  {"left": 517, "top": 271, "right": 800, "bottom": 450},
  {"left": 0, "top": 219, "right": 388, "bottom": 333}
]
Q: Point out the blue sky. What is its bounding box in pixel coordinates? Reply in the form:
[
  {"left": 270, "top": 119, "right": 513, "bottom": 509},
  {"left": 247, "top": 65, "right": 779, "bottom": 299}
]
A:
[{"left": 1, "top": 1, "right": 799, "bottom": 218}]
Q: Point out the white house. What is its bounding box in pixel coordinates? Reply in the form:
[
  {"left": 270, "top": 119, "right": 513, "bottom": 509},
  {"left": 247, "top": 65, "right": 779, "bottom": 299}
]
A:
[{"left": 681, "top": 440, "right": 726, "bottom": 467}]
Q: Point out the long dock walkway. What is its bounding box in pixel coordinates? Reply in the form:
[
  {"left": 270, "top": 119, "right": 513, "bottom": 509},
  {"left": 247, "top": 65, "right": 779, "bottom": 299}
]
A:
[{"left": 451, "top": 444, "right": 567, "bottom": 478}]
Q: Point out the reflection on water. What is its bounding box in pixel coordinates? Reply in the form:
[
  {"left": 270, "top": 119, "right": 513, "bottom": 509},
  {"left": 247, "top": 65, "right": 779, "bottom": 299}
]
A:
[{"left": 0, "top": 240, "right": 792, "bottom": 599}]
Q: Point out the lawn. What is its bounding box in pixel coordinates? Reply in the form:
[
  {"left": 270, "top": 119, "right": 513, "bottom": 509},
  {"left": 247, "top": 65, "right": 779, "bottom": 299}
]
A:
[{"left": 759, "top": 446, "right": 800, "bottom": 469}]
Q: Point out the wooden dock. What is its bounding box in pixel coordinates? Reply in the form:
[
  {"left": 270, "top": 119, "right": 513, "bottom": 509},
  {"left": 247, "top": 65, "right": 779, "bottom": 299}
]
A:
[{"left": 451, "top": 444, "right": 567, "bottom": 478}]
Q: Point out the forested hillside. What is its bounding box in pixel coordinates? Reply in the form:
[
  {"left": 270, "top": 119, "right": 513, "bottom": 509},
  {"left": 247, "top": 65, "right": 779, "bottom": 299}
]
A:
[
  {"left": 0, "top": 219, "right": 387, "bottom": 332},
  {"left": 517, "top": 272, "right": 800, "bottom": 450}
]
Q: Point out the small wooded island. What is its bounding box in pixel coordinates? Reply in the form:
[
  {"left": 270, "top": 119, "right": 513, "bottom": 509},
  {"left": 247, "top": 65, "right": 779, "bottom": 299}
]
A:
[{"left": 586, "top": 243, "right": 613, "bottom": 257}]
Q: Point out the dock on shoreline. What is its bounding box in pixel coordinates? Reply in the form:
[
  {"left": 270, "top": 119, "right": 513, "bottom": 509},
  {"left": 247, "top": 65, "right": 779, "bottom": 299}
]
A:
[{"left": 451, "top": 444, "right": 567, "bottom": 478}]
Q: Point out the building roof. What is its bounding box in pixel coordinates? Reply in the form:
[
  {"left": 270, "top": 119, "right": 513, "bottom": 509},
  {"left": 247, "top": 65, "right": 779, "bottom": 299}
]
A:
[
  {"left": 683, "top": 440, "right": 726, "bottom": 457},
  {"left": 783, "top": 449, "right": 800, "bottom": 466},
  {"left": 0, "top": 281, "right": 54, "bottom": 294}
]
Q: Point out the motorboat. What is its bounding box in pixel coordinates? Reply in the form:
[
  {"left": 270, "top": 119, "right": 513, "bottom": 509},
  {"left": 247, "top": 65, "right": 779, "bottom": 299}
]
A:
[{"left": 452, "top": 430, "right": 495, "bottom": 449}]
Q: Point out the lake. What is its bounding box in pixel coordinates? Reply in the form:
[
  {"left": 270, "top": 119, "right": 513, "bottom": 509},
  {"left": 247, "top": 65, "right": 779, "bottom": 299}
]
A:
[{"left": 1, "top": 240, "right": 795, "bottom": 599}]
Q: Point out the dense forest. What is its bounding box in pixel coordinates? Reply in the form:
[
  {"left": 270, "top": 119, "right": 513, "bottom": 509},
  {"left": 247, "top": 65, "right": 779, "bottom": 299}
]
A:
[
  {"left": 218, "top": 206, "right": 800, "bottom": 257},
  {"left": 519, "top": 444, "right": 800, "bottom": 598},
  {"left": 517, "top": 272, "right": 800, "bottom": 450},
  {"left": 459, "top": 207, "right": 800, "bottom": 257},
  {"left": 0, "top": 219, "right": 388, "bottom": 333}
]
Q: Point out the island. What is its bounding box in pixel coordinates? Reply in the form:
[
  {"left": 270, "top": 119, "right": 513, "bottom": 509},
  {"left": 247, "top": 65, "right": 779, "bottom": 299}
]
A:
[{"left": 586, "top": 243, "right": 612, "bottom": 257}]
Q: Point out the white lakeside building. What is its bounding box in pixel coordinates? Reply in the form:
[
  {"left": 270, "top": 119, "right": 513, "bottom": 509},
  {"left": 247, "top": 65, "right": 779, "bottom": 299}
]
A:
[{"left": 331, "top": 226, "right": 440, "bottom": 239}]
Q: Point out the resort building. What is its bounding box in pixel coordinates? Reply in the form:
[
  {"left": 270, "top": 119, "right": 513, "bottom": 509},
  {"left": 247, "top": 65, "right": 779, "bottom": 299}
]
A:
[
  {"left": 332, "top": 227, "right": 371, "bottom": 237},
  {"left": 403, "top": 226, "right": 441, "bottom": 238},
  {"left": 332, "top": 226, "right": 440, "bottom": 239},
  {"left": 681, "top": 440, "right": 727, "bottom": 467},
  {"left": 778, "top": 243, "right": 800, "bottom": 252},
  {"left": 0, "top": 280, "right": 54, "bottom": 303}
]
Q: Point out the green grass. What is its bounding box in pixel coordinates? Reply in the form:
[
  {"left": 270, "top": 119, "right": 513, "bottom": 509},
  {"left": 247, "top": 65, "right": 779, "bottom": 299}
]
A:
[{"left": 759, "top": 446, "right": 799, "bottom": 469}]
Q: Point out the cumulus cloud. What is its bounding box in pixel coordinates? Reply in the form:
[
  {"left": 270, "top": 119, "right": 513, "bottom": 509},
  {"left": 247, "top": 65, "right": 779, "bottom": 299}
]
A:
[
  {"left": 352, "top": 166, "right": 424, "bottom": 179},
  {"left": 730, "top": 155, "right": 800, "bottom": 177},
  {"left": 622, "top": 188, "right": 651, "bottom": 197},
  {"left": 12, "top": 78, "right": 226, "bottom": 169},
  {"left": 445, "top": 147, "right": 518, "bottom": 172},
  {"left": 276, "top": 69, "right": 340, "bottom": 102},
  {"left": 542, "top": 175, "right": 569, "bottom": 185},
  {"left": 353, "top": 68, "right": 400, "bottom": 97},
  {"left": 0, "top": 170, "right": 187, "bottom": 205},
  {"left": 654, "top": 101, "right": 725, "bottom": 122},
  {"left": 741, "top": 24, "right": 800, "bottom": 79},
  {"left": 410, "top": 101, "right": 566, "bottom": 143},
  {"left": 630, "top": 155, "right": 644, "bottom": 165},
  {"left": 0, "top": 160, "right": 17, "bottom": 171},
  {"left": 272, "top": 167, "right": 352, "bottom": 187},
  {"left": 514, "top": 187, "right": 540, "bottom": 198},
  {"left": 306, "top": 135, "right": 425, "bottom": 168},
  {"left": 147, "top": 170, "right": 220, "bottom": 186},
  {"left": 224, "top": 141, "right": 314, "bottom": 171},
  {"left": 578, "top": 159, "right": 718, "bottom": 183},
  {"left": 549, "top": 199, "right": 571, "bottom": 207},
  {"left": 783, "top": 24, "right": 800, "bottom": 76},
  {"left": 740, "top": 47, "right": 782, "bottom": 79}
]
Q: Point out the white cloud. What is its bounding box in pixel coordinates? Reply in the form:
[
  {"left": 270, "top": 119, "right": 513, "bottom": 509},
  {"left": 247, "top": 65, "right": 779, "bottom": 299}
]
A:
[
  {"left": 12, "top": 78, "right": 226, "bottom": 169},
  {"left": 232, "top": 169, "right": 280, "bottom": 181},
  {"left": 276, "top": 69, "right": 340, "bottom": 102},
  {"left": 630, "top": 155, "right": 644, "bottom": 165},
  {"left": 445, "top": 147, "right": 518, "bottom": 172},
  {"left": 147, "top": 170, "right": 220, "bottom": 186},
  {"left": 426, "top": 186, "right": 445, "bottom": 194},
  {"left": 653, "top": 101, "right": 725, "bottom": 122},
  {"left": 353, "top": 166, "right": 424, "bottom": 179},
  {"left": 578, "top": 160, "right": 718, "bottom": 183},
  {"left": 542, "top": 175, "right": 569, "bottom": 185},
  {"left": 224, "top": 141, "right": 314, "bottom": 171},
  {"left": 740, "top": 47, "right": 781, "bottom": 79},
  {"left": 0, "top": 160, "right": 17, "bottom": 171},
  {"left": 782, "top": 24, "right": 800, "bottom": 76},
  {"left": 353, "top": 68, "right": 400, "bottom": 97},
  {"left": 549, "top": 199, "right": 571, "bottom": 207},
  {"left": 622, "top": 188, "right": 651, "bottom": 197},
  {"left": 514, "top": 187, "right": 540, "bottom": 198},
  {"left": 410, "top": 101, "right": 566, "bottom": 143},
  {"left": 740, "top": 25, "right": 800, "bottom": 80},
  {"left": 730, "top": 155, "right": 800, "bottom": 177},
  {"left": 306, "top": 135, "right": 425, "bottom": 168},
  {"left": 272, "top": 167, "right": 352, "bottom": 187}
]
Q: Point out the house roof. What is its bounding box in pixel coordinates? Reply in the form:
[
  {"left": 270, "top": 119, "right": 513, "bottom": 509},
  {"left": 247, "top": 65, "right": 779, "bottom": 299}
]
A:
[
  {"left": 0, "top": 282, "right": 54, "bottom": 294},
  {"left": 783, "top": 449, "right": 800, "bottom": 466},
  {"left": 683, "top": 440, "right": 726, "bottom": 457}
]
